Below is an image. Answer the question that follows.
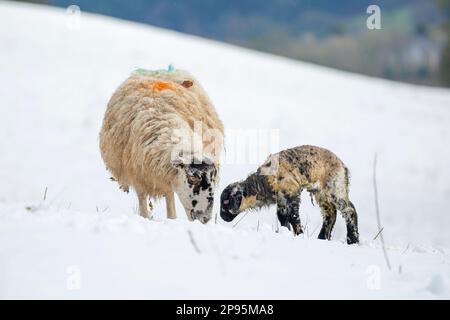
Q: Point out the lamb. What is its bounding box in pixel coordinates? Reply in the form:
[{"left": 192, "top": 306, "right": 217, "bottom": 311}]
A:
[
  {"left": 99, "top": 67, "right": 224, "bottom": 223},
  {"left": 220, "top": 145, "right": 359, "bottom": 244}
]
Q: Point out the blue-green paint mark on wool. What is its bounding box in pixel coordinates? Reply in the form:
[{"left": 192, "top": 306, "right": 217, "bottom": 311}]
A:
[{"left": 134, "top": 65, "right": 175, "bottom": 76}]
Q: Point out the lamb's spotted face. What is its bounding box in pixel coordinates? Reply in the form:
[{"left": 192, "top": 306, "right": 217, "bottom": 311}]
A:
[
  {"left": 220, "top": 165, "right": 277, "bottom": 223},
  {"left": 174, "top": 161, "right": 218, "bottom": 223},
  {"left": 219, "top": 183, "right": 245, "bottom": 222}
]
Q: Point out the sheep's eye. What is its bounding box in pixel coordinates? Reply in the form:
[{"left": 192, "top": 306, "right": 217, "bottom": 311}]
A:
[{"left": 187, "top": 174, "right": 201, "bottom": 185}]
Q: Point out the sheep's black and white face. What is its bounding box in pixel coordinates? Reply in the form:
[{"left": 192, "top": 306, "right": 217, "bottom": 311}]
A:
[
  {"left": 174, "top": 160, "right": 218, "bottom": 223},
  {"left": 220, "top": 183, "right": 244, "bottom": 222}
]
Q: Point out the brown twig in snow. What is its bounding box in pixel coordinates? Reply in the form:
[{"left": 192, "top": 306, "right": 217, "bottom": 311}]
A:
[
  {"left": 232, "top": 211, "right": 249, "bottom": 228},
  {"left": 373, "top": 227, "right": 384, "bottom": 240},
  {"left": 257, "top": 212, "right": 260, "bottom": 232},
  {"left": 373, "top": 153, "right": 392, "bottom": 270},
  {"left": 187, "top": 229, "right": 201, "bottom": 254},
  {"left": 43, "top": 187, "right": 48, "bottom": 201}
]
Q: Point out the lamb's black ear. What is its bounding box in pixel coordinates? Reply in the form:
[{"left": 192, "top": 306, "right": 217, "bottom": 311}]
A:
[
  {"left": 234, "top": 191, "right": 243, "bottom": 207},
  {"left": 232, "top": 188, "right": 243, "bottom": 201}
]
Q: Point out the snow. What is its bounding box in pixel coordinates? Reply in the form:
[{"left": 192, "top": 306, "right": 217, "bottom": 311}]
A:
[{"left": 1, "top": 1, "right": 450, "bottom": 299}]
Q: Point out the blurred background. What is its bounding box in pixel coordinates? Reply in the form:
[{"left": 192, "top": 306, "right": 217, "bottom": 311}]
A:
[
  {"left": 14, "top": 0, "right": 450, "bottom": 87},
  {"left": 1, "top": 0, "right": 450, "bottom": 298}
]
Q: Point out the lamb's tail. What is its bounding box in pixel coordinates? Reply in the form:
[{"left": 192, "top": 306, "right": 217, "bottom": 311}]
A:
[{"left": 344, "top": 166, "right": 351, "bottom": 187}]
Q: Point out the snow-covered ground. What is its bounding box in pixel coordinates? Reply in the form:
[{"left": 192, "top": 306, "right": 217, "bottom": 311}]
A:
[{"left": 1, "top": 1, "right": 450, "bottom": 299}]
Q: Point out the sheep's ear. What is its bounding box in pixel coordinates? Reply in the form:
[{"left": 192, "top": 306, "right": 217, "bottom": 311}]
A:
[
  {"left": 191, "top": 154, "right": 214, "bottom": 165},
  {"left": 171, "top": 152, "right": 189, "bottom": 168},
  {"left": 203, "top": 154, "right": 214, "bottom": 165},
  {"left": 192, "top": 155, "right": 202, "bottom": 165},
  {"left": 172, "top": 157, "right": 184, "bottom": 168},
  {"left": 181, "top": 80, "right": 194, "bottom": 88}
]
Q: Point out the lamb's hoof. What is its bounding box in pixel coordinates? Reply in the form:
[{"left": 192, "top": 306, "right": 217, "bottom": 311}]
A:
[
  {"left": 347, "top": 235, "right": 359, "bottom": 245},
  {"left": 293, "top": 225, "right": 303, "bottom": 236}
]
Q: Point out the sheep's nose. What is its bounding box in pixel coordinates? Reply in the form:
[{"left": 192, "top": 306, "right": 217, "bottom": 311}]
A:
[
  {"left": 200, "top": 216, "right": 210, "bottom": 224},
  {"left": 193, "top": 211, "right": 211, "bottom": 224}
]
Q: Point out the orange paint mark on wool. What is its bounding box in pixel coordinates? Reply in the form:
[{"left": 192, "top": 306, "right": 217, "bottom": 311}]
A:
[{"left": 150, "top": 80, "right": 175, "bottom": 92}]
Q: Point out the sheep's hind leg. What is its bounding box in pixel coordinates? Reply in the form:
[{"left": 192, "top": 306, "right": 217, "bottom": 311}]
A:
[
  {"left": 317, "top": 199, "right": 337, "bottom": 241},
  {"left": 165, "top": 192, "right": 176, "bottom": 220}
]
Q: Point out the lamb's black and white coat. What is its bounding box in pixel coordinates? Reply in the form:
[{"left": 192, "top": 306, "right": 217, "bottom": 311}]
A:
[{"left": 220, "top": 145, "right": 359, "bottom": 244}]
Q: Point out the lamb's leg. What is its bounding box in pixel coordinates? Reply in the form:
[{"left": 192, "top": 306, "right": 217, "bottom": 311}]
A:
[
  {"left": 317, "top": 199, "right": 337, "bottom": 240},
  {"left": 137, "top": 191, "right": 149, "bottom": 218},
  {"left": 335, "top": 198, "right": 359, "bottom": 245},
  {"left": 165, "top": 192, "right": 176, "bottom": 219},
  {"left": 276, "top": 192, "right": 302, "bottom": 235}
]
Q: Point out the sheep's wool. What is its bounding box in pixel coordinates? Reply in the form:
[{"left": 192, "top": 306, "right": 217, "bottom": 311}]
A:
[{"left": 99, "top": 68, "right": 224, "bottom": 198}]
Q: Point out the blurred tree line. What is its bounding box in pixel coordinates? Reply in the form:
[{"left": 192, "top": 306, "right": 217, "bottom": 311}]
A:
[
  {"left": 10, "top": 0, "right": 450, "bottom": 88},
  {"left": 439, "top": 0, "right": 450, "bottom": 86}
]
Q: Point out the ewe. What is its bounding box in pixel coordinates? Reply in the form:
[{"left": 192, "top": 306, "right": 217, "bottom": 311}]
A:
[{"left": 100, "top": 68, "right": 223, "bottom": 222}]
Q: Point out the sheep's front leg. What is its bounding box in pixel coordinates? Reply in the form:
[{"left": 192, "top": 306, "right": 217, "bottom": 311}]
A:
[
  {"left": 276, "top": 192, "right": 303, "bottom": 235},
  {"left": 137, "top": 191, "right": 149, "bottom": 218},
  {"left": 165, "top": 191, "right": 177, "bottom": 219}
]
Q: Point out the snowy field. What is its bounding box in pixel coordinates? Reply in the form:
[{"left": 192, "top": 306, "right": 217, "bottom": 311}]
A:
[{"left": 1, "top": 1, "right": 450, "bottom": 299}]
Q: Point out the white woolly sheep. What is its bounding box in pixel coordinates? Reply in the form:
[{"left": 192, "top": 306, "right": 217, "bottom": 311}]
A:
[{"left": 99, "top": 67, "right": 224, "bottom": 222}]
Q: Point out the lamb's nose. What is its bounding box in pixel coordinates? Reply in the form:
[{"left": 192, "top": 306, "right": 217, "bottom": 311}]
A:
[{"left": 220, "top": 209, "right": 235, "bottom": 222}]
